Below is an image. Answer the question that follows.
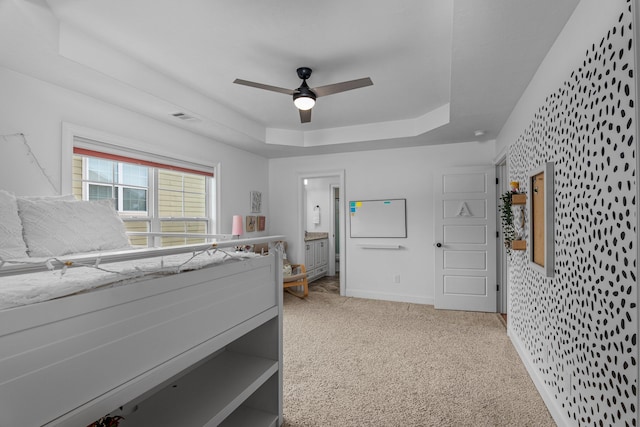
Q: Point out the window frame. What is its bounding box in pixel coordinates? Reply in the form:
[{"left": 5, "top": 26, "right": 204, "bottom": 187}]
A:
[
  {"left": 62, "top": 123, "right": 219, "bottom": 246},
  {"left": 528, "top": 161, "right": 554, "bottom": 277}
]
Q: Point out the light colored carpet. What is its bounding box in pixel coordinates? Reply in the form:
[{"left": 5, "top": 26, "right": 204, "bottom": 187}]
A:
[{"left": 282, "top": 279, "right": 555, "bottom": 427}]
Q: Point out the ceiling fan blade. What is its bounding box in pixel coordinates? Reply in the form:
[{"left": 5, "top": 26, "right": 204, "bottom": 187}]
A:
[
  {"left": 299, "top": 108, "right": 312, "bottom": 123},
  {"left": 233, "top": 79, "right": 295, "bottom": 95},
  {"left": 312, "top": 77, "right": 373, "bottom": 97}
]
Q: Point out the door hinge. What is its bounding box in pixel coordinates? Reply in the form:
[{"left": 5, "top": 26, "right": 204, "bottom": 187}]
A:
[
  {"left": 497, "top": 284, "right": 500, "bottom": 291},
  {"left": 496, "top": 178, "right": 499, "bottom": 185},
  {"left": 496, "top": 231, "right": 500, "bottom": 238}
]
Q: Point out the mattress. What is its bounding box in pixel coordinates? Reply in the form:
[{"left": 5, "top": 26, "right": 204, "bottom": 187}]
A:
[{"left": 0, "top": 248, "right": 259, "bottom": 310}]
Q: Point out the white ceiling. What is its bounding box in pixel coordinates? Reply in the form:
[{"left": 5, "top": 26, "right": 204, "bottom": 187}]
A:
[{"left": 2, "top": 0, "right": 579, "bottom": 158}]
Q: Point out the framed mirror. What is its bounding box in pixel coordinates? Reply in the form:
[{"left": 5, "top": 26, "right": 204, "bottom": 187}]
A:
[{"left": 528, "top": 162, "right": 554, "bottom": 277}]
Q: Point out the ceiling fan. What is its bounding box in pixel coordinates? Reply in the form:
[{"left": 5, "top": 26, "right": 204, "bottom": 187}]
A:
[{"left": 233, "top": 67, "right": 373, "bottom": 123}]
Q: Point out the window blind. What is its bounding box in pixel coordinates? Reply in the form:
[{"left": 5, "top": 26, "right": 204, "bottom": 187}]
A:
[{"left": 73, "top": 147, "right": 213, "bottom": 177}]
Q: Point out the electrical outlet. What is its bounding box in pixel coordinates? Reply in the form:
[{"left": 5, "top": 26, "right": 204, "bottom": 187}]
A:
[{"left": 393, "top": 274, "right": 401, "bottom": 284}]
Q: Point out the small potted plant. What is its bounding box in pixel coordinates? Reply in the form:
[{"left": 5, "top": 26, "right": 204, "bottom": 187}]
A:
[
  {"left": 499, "top": 181, "right": 526, "bottom": 251},
  {"left": 87, "top": 415, "right": 124, "bottom": 427},
  {"left": 499, "top": 190, "right": 516, "bottom": 251}
]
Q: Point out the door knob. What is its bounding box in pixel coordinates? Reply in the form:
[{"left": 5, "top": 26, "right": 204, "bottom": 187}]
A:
[{"left": 435, "top": 243, "right": 442, "bottom": 248}]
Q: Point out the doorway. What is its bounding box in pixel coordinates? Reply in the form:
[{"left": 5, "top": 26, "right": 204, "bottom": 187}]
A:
[
  {"left": 331, "top": 184, "right": 340, "bottom": 274},
  {"left": 496, "top": 157, "right": 508, "bottom": 318},
  {"left": 298, "top": 170, "right": 346, "bottom": 296}
]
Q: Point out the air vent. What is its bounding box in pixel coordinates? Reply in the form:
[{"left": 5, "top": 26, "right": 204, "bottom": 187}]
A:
[{"left": 170, "top": 112, "right": 200, "bottom": 122}]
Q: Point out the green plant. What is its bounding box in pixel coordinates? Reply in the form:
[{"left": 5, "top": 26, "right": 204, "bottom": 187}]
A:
[{"left": 499, "top": 191, "right": 515, "bottom": 251}]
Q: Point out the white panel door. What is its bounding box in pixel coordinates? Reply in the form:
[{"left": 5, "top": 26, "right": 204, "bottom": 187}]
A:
[{"left": 434, "top": 166, "right": 496, "bottom": 312}]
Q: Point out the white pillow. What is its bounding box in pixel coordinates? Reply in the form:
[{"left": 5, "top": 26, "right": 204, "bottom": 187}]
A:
[
  {"left": 17, "top": 198, "right": 131, "bottom": 257},
  {"left": 0, "top": 190, "right": 29, "bottom": 259}
]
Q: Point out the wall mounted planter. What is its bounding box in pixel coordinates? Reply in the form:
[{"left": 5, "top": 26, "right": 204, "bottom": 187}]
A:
[{"left": 511, "top": 240, "right": 526, "bottom": 250}]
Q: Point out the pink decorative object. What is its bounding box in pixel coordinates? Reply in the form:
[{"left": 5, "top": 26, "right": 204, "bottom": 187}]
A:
[{"left": 232, "top": 215, "right": 243, "bottom": 238}]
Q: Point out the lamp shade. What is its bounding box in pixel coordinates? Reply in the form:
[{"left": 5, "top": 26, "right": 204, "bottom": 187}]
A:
[{"left": 232, "top": 215, "right": 243, "bottom": 237}]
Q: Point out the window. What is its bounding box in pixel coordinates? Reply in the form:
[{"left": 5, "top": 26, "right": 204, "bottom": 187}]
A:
[
  {"left": 72, "top": 147, "right": 215, "bottom": 248},
  {"left": 84, "top": 157, "right": 148, "bottom": 214}
]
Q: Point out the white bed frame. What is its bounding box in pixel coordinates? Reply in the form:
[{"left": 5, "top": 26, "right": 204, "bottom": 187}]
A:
[{"left": 0, "top": 236, "right": 284, "bottom": 427}]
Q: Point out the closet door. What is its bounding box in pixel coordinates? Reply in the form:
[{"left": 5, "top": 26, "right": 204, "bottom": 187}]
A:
[{"left": 433, "top": 166, "right": 497, "bottom": 312}]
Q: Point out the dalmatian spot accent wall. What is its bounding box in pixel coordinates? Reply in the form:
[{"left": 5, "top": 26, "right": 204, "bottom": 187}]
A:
[{"left": 508, "top": 1, "right": 637, "bottom": 425}]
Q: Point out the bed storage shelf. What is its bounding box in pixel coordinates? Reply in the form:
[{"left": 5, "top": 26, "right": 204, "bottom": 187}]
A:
[
  {"left": 219, "top": 405, "right": 280, "bottom": 427},
  {"left": 124, "top": 347, "right": 279, "bottom": 426},
  {"left": 0, "top": 237, "right": 284, "bottom": 427}
]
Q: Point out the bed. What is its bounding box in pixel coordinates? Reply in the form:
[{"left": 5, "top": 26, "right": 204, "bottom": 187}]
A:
[{"left": 0, "top": 191, "right": 284, "bottom": 427}]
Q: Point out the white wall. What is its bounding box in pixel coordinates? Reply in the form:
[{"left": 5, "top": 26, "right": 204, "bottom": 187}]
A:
[
  {"left": 495, "top": 0, "right": 638, "bottom": 425},
  {"left": 0, "top": 66, "right": 269, "bottom": 236},
  {"left": 269, "top": 141, "right": 495, "bottom": 304}
]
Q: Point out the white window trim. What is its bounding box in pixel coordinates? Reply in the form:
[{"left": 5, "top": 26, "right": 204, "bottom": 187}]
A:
[{"left": 62, "top": 122, "right": 219, "bottom": 233}]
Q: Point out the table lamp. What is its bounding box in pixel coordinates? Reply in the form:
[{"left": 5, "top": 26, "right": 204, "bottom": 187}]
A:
[{"left": 232, "top": 215, "right": 243, "bottom": 239}]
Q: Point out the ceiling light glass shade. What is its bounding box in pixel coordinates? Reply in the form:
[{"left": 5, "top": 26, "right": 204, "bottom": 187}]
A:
[
  {"left": 293, "top": 94, "right": 315, "bottom": 110},
  {"left": 293, "top": 85, "right": 316, "bottom": 110}
]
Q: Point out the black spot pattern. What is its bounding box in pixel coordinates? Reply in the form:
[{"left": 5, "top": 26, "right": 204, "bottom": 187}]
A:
[{"left": 508, "top": 2, "right": 637, "bottom": 426}]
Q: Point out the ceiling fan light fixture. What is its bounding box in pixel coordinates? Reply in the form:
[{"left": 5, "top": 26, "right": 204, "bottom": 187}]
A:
[
  {"left": 293, "top": 95, "right": 315, "bottom": 110},
  {"left": 293, "top": 84, "right": 316, "bottom": 110},
  {"left": 234, "top": 66, "right": 372, "bottom": 122}
]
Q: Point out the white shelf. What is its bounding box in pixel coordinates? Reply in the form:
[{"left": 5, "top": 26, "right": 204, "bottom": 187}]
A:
[
  {"left": 357, "top": 244, "right": 402, "bottom": 249},
  {"left": 219, "top": 405, "right": 279, "bottom": 427},
  {"left": 123, "top": 351, "right": 278, "bottom": 427}
]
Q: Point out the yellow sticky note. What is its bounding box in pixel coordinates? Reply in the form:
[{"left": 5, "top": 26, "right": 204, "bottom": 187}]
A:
[{"left": 356, "top": 201, "right": 362, "bottom": 207}]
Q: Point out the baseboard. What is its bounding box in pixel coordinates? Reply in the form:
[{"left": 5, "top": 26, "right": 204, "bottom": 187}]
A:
[
  {"left": 346, "top": 289, "right": 433, "bottom": 305},
  {"left": 509, "top": 330, "right": 571, "bottom": 427}
]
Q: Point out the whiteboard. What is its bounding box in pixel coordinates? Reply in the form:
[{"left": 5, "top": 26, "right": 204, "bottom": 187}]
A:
[{"left": 349, "top": 199, "right": 407, "bottom": 238}]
